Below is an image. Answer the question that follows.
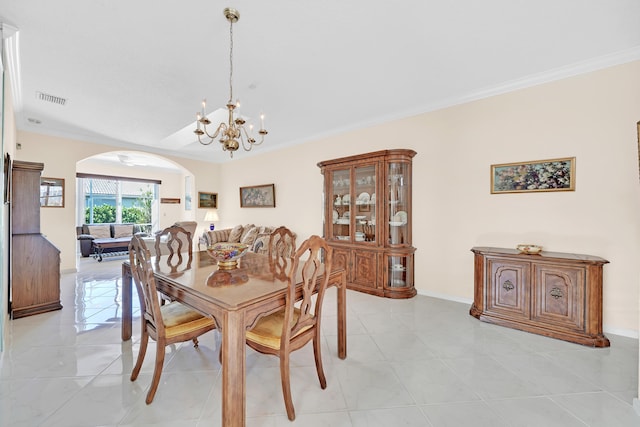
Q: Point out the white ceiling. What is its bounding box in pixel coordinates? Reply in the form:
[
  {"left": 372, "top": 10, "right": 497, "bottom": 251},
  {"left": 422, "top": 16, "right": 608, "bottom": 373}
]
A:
[{"left": 1, "top": 1, "right": 639, "bottom": 165}]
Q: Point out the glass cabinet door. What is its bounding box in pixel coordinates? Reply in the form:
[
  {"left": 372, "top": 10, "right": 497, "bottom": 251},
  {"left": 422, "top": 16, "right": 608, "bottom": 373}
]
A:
[
  {"left": 354, "top": 164, "right": 376, "bottom": 243},
  {"left": 331, "top": 168, "right": 351, "bottom": 241},
  {"left": 388, "top": 162, "right": 410, "bottom": 245},
  {"left": 387, "top": 255, "right": 413, "bottom": 289}
]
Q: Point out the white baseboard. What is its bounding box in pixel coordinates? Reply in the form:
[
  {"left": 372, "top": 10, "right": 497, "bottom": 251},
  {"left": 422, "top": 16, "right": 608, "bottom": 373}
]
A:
[
  {"left": 603, "top": 326, "right": 639, "bottom": 340},
  {"left": 634, "top": 398, "right": 640, "bottom": 417},
  {"left": 416, "top": 290, "right": 639, "bottom": 339},
  {"left": 416, "top": 289, "right": 473, "bottom": 305}
]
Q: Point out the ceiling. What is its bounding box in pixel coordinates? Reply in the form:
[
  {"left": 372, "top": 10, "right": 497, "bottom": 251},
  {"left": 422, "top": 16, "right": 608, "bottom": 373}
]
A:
[{"left": 1, "top": 1, "right": 639, "bottom": 165}]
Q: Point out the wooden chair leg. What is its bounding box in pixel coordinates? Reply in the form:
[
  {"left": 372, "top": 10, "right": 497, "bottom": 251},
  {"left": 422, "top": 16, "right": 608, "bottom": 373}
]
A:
[
  {"left": 146, "top": 343, "right": 166, "bottom": 404},
  {"left": 131, "top": 331, "right": 149, "bottom": 381},
  {"left": 313, "top": 332, "right": 327, "bottom": 389},
  {"left": 280, "top": 355, "right": 295, "bottom": 421}
]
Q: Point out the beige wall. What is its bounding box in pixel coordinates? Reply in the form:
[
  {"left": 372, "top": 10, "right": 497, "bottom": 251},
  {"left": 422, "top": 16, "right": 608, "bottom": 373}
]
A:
[
  {"left": 11, "top": 60, "right": 640, "bottom": 339},
  {"left": 215, "top": 60, "right": 640, "bottom": 337},
  {"left": 14, "top": 133, "right": 222, "bottom": 271}
]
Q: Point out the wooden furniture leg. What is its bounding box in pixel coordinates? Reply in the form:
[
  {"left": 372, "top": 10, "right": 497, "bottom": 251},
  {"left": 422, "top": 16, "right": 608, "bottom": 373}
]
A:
[
  {"left": 337, "top": 270, "right": 347, "bottom": 359},
  {"left": 221, "top": 310, "right": 246, "bottom": 426},
  {"left": 122, "top": 263, "right": 132, "bottom": 341}
]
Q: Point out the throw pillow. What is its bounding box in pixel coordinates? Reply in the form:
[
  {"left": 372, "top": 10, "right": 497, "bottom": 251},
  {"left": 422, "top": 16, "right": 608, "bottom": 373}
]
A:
[
  {"left": 205, "top": 229, "right": 230, "bottom": 246},
  {"left": 87, "top": 225, "right": 111, "bottom": 239},
  {"left": 228, "top": 225, "right": 244, "bottom": 243},
  {"left": 240, "top": 224, "right": 255, "bottom": 242},
  {"left": 252, "top": 233, "right": 271, "bottom": 254},
  {"left": 240, "top": 226, "right": 259, "bottom": 246},
  {"left": 258, "top": 226, "right": 275, "bottom": 234},
  {"left": 113, "top": 224, "right": 134, "bottom": 238}
]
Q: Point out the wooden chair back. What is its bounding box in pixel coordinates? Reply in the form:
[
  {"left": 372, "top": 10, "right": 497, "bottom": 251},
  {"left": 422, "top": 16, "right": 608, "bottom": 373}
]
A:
[
  {"left": 284, "top": 235, "right": 333, "bottom": 344},
  {"left": 130, "top": 234, "right": 164, "bottom": 338},
  {"left": 268, "top": 226, "right": 297, "bottom": 281},
  {"left": 154, "top": 224, "right": 193, "bottom": 272}
]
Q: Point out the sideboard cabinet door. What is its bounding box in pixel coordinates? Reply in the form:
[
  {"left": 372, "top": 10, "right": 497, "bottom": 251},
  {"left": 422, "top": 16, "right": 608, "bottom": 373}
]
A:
[
  {"left": 486, "top": 258, "right": 530, "bottom": 321},
  {"left": 532, "top": 263, "right": 585, "bottom": 331}
]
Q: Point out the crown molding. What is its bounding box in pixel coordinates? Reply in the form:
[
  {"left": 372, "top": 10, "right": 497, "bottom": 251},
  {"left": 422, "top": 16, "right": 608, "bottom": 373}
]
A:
[
  {"left": 457, "top": 46, "right": 640, "bottom": 106},
  {"left": 1, "top": 22, "right": 22, "bottom": 112}
]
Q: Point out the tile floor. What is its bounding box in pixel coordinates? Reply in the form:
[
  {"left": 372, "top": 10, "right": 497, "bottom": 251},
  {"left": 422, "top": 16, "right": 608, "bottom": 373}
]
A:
[{"left": 1, "top": 255, "right": 639, "bottom": 426}]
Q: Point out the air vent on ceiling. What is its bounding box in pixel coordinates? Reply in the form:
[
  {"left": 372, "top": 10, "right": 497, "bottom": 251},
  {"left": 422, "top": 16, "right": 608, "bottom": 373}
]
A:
[{"left": 36, "top": 91, "right": 67, "bottom": 106}]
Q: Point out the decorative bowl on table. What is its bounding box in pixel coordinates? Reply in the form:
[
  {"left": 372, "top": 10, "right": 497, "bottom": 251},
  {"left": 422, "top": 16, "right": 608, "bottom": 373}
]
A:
[
  {"left": 206, "top": 243, "right": 249, "bottom": 269},
  {"left": 516, "top": 244, "right": 543, "bottom": 255}
]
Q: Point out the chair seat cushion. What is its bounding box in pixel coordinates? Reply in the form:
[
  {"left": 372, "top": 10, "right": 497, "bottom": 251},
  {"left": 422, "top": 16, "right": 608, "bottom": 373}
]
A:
[
  {"left": 246, "top": 308, "right": 311, "bottom": 349},
  {"left": 161, "top": 302, "right": 215, "bottom": 338}
]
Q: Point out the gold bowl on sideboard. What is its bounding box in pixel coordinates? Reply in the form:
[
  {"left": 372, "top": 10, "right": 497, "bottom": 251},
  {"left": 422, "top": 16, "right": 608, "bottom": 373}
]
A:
[{"left": 516, "top": 244, "right": 543, "bottom": 254}]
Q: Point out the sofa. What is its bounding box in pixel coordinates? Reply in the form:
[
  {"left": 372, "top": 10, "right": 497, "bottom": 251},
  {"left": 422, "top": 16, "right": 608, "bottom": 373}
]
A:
[
  {"left": 199, "top": 224, "right": 294, "bottom": 255},
  {"left": 76, "top": 223, "right": 142, "bottom": 258}
]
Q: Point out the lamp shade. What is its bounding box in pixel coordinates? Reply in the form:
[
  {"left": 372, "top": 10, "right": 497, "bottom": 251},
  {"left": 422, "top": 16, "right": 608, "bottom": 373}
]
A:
[{"left": 204, "top": 210, "right": 219, "bottom": 222}]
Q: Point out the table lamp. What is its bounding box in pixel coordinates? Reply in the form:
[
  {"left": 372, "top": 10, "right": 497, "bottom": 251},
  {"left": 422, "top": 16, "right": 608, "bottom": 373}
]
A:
[{"left": 204, "top": 210, "right": 219, "bottom": 230}]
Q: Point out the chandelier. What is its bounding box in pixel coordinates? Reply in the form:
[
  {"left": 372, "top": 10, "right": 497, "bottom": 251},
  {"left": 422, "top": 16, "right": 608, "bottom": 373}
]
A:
[{"left": 194, "top": 7, "right": 267, "bottom": 158}]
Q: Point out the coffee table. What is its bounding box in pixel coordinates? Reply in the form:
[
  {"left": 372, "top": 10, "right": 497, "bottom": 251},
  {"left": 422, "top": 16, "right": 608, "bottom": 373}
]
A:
[{"left": 92, "top": 237, "right": 131, "bottom": 261}]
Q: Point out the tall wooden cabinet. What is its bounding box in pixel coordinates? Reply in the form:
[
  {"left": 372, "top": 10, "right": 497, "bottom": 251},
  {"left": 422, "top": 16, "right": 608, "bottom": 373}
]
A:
[
  {"left": 318, "top": 149, "right": 416, "bottom": 298},
  {"left": 470, "top": 247, "right": 609, "bottom": 347},
  {"left": 10, "top": 160, "right": 62, "bottom": 318}
]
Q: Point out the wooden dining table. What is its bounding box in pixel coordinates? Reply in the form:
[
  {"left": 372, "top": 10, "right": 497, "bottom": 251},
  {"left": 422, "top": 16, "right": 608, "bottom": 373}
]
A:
[{"left": 121, "top": 250, "right": 347, "bottom": 426}]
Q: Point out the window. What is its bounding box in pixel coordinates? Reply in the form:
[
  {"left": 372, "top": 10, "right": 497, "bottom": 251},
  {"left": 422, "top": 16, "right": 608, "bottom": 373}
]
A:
[{"left": 77, "top": 174, "right": 160, "bottom": 233}]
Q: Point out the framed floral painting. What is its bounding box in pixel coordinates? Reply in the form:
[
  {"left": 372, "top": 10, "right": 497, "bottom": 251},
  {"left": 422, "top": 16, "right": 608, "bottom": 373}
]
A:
[
  {"left": 491, "top": 157, "right": 575, "bottom": 194},
  {"left": 240, "top": 184, "right": 275, "bottom": 208}
]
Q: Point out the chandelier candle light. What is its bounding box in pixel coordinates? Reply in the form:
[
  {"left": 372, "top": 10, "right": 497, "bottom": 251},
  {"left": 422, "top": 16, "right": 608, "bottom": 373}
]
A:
[{"left": 194, "top": 7, "right": 267, "bottom": 158}]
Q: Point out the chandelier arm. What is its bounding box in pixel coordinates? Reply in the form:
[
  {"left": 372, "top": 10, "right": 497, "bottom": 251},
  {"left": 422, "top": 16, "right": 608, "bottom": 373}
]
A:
[
  {"left": 197, "top": 134, "right": 215, "bottom": 146},
  {"left": 253, "top": 133, "right": 266, "bottom": 146},
  {"left": 198, "top": 123, "right": 226, "bottom": 145},
  {"left": 204, "top": 122, "right": 226, "bottom": 140},
  {"left": 238, "top": 127, "right": 254, "bottom": 151}
]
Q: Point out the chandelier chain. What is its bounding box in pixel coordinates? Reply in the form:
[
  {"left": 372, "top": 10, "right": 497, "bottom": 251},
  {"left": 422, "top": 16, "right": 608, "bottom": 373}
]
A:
[{"left": 229, "top": 18, "right": 233, "bottom": 102}]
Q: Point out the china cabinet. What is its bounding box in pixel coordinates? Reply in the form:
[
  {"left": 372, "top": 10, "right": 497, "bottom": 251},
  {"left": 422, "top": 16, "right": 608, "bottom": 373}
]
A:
[
  {"left": 10, "top": 160, "right": 62, "bottom": 318},
  {"left": 318, "top": 149, "right": 416, "bottom": 298},
  {"left": 470, "top": 247, "right": 609, "bottom": 347}
]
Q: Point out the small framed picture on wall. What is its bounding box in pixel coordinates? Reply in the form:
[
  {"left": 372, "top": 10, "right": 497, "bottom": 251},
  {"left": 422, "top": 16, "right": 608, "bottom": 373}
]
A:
[{"left": 198, "top": 192, "right": 218, "bottom": 208}]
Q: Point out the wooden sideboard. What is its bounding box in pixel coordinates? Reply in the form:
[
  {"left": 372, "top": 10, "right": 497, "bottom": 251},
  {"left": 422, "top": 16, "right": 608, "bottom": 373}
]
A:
[
  {"left": 470, "top": 246, "right": 609, "bottom": 347},
  {"left": 10, "top": 160, "right": 62, "bottom": 318}
]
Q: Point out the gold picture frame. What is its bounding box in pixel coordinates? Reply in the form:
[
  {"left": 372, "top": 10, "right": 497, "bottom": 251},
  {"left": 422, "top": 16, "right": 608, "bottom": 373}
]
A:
[
  {"left": 491, "top": 157, "right": 575, "bottom": 194},
  {"left": 198, "top": 192, "right": 218, "bottom": 209},
  {"left": 240, "top": 184, "right": 275, "bottom": 208},
  {"left": 40, "top": 177, "right": 65, "bottom": 207}
]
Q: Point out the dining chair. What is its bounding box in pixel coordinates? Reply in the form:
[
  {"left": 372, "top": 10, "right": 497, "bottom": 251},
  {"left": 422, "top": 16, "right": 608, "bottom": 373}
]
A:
[
  {"left": 154, "top": 224, "right": 193, "bottom": 270},
  {"left": 128, "top": 234, "right": 216, "bottom": 404},
  {"left": 246, "top": 235, "right": 333, "bottom": 420},
  {"left": 267, "top": 226, "right": 297, "bottom": 281}
]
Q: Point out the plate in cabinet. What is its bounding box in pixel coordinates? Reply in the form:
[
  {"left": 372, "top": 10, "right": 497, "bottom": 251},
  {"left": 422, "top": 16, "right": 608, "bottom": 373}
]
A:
[
  {"left": 393, "top": 211, "right": 407, "bottom": 224},
  {"left": 357, "top": 192, "right": 370, "bottom": 204}
]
